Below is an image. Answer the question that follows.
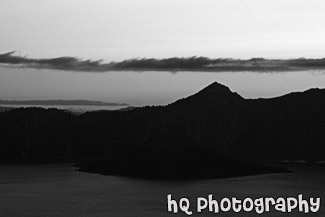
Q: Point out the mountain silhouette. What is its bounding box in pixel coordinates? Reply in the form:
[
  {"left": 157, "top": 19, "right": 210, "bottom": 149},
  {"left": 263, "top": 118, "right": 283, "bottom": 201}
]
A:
[
  {"left": 1, "top": 82, "right": 325, "bottom": 178},
  {"left": 171, "top": 82, "right": 243, "bottom": 107}
]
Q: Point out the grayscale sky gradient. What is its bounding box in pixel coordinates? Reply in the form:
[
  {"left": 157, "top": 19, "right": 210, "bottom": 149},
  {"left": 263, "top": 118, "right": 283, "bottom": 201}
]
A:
[
  {"left": 1, "top": 0, "right": 325, "bottom": 105},
  {"left": 1, "top": 0, "right": 325, "bottom": 61}
]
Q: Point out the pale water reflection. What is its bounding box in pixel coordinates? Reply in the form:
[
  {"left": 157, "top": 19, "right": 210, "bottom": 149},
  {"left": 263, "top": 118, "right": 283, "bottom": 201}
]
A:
[{"left": 0, "top": 104, "right": 127, "bottom": 113}]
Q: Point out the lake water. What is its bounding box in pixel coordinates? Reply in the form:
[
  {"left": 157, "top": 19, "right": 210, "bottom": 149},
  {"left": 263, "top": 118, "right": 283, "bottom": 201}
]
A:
[
  {"left": 0, "top": 104, "right": 127, "bottom": 113},
  {"left": 0, "top": 164, "right": 324, "bottom": 217},
  {"left": 1, "top": 67, "right": 325, "bottom": 106}
]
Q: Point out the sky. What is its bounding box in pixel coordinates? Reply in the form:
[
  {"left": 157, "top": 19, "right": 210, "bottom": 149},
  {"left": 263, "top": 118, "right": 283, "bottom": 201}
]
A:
[
  {"left": 1, "top": 0, "right": 325, "bottom": 105},
  {"left": 1, "top": 0, "right": 325, "bottom": 61}
]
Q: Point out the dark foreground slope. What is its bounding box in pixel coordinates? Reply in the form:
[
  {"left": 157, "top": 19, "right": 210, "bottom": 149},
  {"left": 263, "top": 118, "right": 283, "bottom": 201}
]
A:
[
  {"left": 235, "top": 88, "right": 325, "bottom": 162},
  {"left": 1, "top": 82, "right": 325, "bottom": 178},
  {"left": 0, "top": 108, "right": 75, "bottom": 163},
  {"left": 0, "top": 106, "right": 14, "bottom": 112}
]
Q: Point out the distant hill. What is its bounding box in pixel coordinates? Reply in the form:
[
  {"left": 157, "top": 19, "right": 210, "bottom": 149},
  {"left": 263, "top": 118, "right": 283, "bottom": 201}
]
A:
[
  {"left": 1, "top": 82, "right": 325, "bottom": 178},
  {"left": 0, "top": 99, "right": 128, "bottom": 106}
]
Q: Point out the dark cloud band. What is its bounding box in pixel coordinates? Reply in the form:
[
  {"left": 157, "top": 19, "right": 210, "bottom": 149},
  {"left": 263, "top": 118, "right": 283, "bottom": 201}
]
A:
[{"left": 1, "top": 51, "right": 325, "bottom": 72}]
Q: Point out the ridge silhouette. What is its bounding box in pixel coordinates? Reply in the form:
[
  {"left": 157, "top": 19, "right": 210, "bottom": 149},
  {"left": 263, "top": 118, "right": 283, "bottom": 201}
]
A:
[
  {"left": 1, "top": 82, "right": 324, "bottom": 178},
  {"left": 171, "top": 82, "right": 243, "bottom": 107}
]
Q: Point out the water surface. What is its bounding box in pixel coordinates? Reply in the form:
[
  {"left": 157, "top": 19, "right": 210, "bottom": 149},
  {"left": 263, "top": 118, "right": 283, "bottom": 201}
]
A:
[{"left": 0, "top": 164, "right": 324, "bottom": 217}]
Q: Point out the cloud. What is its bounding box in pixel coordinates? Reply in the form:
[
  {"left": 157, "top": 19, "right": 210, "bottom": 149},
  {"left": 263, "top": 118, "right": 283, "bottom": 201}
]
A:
[
  {"left": 0, "top": 51, "right": 30, "bottom": 64},
  {"left": 0, "top": 51, "right": 109, "bottom": 72},
  {"left": 1, "top": 51, "right": 325, "bottom": 72}
]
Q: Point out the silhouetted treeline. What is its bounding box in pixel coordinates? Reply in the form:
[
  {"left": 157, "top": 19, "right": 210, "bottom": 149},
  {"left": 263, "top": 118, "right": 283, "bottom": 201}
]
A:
[
  {"left": 1, "top": 82, "right": 325, "bottom": 178},
  {"left": 0, "top": 108, "right": 75, "bottom": 163},
  {"left": 0, "top": 106, "right": 14, "bottom": 112}
]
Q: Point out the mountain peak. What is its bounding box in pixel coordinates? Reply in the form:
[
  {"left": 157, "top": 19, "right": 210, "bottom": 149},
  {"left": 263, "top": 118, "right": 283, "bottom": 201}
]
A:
[
  {"left": 171, "top": 82, "right": 243, "bottom": 107},
  {"left": 198, "top": 81, "right": 232, "bottom": 94}
]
